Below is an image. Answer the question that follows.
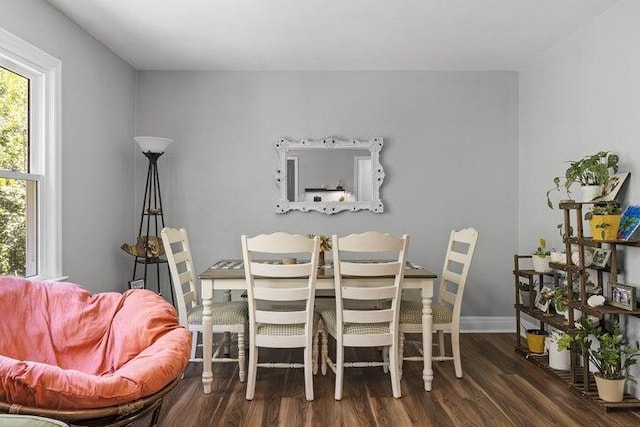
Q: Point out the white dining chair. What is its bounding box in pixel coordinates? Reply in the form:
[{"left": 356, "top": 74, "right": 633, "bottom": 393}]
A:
[
  {"left": 320, "top": 231, "right": 409, "bottom": 400},
  {"left": 241, "top": 232, "right": 321, "bottom": 401},
  {"left": 399, "top": 227, "right": 478, "bottom": 379},
  {"left": 161, "top": 227, "right": 248, "bottom": 381}
]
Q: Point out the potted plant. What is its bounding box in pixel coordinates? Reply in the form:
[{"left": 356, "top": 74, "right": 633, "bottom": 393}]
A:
[
  {"left": 553, "top": 286, "right": 569, "bottom": 318},
  {"left": 547, "top": 151, "right": 619, "bottom": 208},
  {"left": 558, "top": 317, "right": 640, "bottom": 402},
  {"left": 532, "top": 238, "right": 551, "bottom": 273},
  {"left": 584, "top": 201, "right": 623, "bottom": 241}
]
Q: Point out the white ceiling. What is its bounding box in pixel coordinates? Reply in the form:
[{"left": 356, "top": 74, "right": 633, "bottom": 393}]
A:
[{"left": 46, "top": 0, "right": 619, "bottom": 71}]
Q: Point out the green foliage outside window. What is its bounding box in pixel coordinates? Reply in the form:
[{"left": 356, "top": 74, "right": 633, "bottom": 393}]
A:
[{"left": 0, "top": 67, "right": 28, "bottom": 276}]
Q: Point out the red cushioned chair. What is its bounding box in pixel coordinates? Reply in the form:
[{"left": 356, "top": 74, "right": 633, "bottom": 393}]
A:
[{"left": 0, "top": 277, "right": 191, "bottom": 426}]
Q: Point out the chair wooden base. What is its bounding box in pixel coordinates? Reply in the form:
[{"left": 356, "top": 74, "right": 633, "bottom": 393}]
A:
[{"left": 0, "top": 377, "right": 180, "bottom": 427}]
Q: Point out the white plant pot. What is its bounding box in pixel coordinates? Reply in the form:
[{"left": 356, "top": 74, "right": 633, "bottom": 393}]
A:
[
  {"left": 550, "top": 251, "right": 566, "bottom": 264},
  {"left": 594, "top": 375, "right": 625, "bottom": 402},
  {"left": 580, "top": 185, "right": 602, "bottom": 202},
  {"left": 547, "top": 333, "right": 570, "bottom": 370},
  {"left": 532, "top": 255, "right": 551, "bottom": 273}
]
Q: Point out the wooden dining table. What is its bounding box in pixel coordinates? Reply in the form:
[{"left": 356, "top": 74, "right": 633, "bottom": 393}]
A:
[{"left": 198, "top": 260, "right": 437, "bottom": 393}]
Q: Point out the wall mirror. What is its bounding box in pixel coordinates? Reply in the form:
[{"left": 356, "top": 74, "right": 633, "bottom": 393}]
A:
[{"left": 275, "top": 137, "right": 385, "bottom": 214}]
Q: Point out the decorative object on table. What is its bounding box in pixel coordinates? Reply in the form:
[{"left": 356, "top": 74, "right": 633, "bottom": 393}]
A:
[
  {"left": 585, "top": 201, "right": 623, "bottom": 241},
  {"left": 532, "top": 238, "right": 551, "bottom": 273},
  {"left": 547, "top": 331, "right": 570, "bottom": 370},
  {"left": 608, "top": 282, "right": 637, "bottom": 311},
  {"left": 616, "top": 205, "right": 640, "bottom": 240},
  {"left": 282, "top": 257, "right": 297, "bottom": 265},
  {"left": 546, "top": 151, "right": 619, "bottom": 208},
  {"left": 307, "top": 234, "right": 331, "bottom": 265},
  {"left": 558, "top": 317, "right": 640, "bottom": 402},
  {"left": 587, "top": 294, "right": 605, "bottom": 307},
  {"left": 591, "top": 248, "right": 612, "bottom": 269},
  {"left": 525, "top": 329, "right": 548, "bottom": 354},
  {"left": 595, "top": 172, "right": 630, "bottom": 202},
  {"left": 121, "top": 136, "right": 174, "bottom": 304}
]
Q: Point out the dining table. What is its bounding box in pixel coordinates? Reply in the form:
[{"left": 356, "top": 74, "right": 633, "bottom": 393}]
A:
[{"left": 198, "top": 259, "right": 437, "bottom": 393}]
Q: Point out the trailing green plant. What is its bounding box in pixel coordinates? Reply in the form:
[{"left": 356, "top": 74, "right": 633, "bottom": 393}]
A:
[
  {"left": 547, "top": 151, "right": 619, "bottom": 208},
  {"left": 558, "top": 317, "right": 640, "bottom": 381},
  {"left": 557, "top": 223, "right": 574, "bottom": 241},
  {"left": 553, "top": 286, "right": 569, "bottom": 312}
]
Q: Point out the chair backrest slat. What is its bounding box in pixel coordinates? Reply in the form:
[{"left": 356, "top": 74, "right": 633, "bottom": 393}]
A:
[
  {"left": 343, "top": 308, "right": 394, "bottom": 324},
  {"left": 252, "top": 286, "right": 310, "bottom": 302},
  {"left": 250, "top": 261, "right": 315, "bottom": 278},
  {"left": 256, "top": 310, "right": 307, "bottom": 324},
  {"left": 341, "top": 285, "right": 396, "bottom": 300},
  {"left": 340, "top": 261, "right": 402, "bottom": 277}
]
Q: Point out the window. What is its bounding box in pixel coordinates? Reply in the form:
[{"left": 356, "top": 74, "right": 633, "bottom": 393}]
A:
[{"left": 0, "top": 28, "right": 61, "bottom": 279}]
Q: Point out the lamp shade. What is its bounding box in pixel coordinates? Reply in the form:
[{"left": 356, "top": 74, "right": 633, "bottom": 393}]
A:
[{"left": 134, "top": 136, "right": 173, "bottom": 153}]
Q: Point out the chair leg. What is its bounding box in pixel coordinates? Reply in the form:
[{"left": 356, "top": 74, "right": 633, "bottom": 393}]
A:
[
  {"left": 191, "top": 331, "right": 198, "bottom": 361},
  {"left": 335, "top": 338, "right": 344, "bottom": 400},
  {"left": 382, "top": 346, "right": 389, "bottom": 373},
  {"left": 452, "top": 328, "right": 462, "bottom": 378},
  {"left": 398, "top": 332, "right": 405, "bottom": 380},
  {"left": 321, "top": 330, "right": 328, "bottom": 376},
  {"left": 389, "top": 344, "right": 401, "bottom": 398},
  {"left": 246, "top": 344, "right": 258, "bottom": 400},
  {"left": 304, "top": 346, "right": 314, "bottom": 401},
  {"left": 312, "top": 330, "right": 319, "bottom": 375},
  {"left": 438, "top": 330, "right": 446, "bottom": 357},
  {"left": 238, "top": 331, "right": 246, "bottom": 383}
]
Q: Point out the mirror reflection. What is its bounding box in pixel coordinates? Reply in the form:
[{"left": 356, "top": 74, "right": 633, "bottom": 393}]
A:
[{"left": 275, "top": 137, "right": 384, "bottom": 214}]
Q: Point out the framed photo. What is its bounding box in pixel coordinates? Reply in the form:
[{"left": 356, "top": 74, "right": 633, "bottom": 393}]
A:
[
  {"left": 608, "top": 282, "right": 636, "bottom": 311},
  {"left": 128, "top": 279, "right": 145, "bottom": 290},
  {"left": 535, "top": 285, "right": 553, "bottom": 312},
  {"left": 596, "top": 172, "right": 630, "bottom": 202},
  {"left": 591, "top": 248, "right": 612, "bottom": 268},
  {"left": 616, "top": 205, "right": 640, "bottom": 240}
]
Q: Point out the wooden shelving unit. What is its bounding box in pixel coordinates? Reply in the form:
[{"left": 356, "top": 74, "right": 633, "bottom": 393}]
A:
[{"left": 514, "top": 201, "right": 640, "bottom": 412}]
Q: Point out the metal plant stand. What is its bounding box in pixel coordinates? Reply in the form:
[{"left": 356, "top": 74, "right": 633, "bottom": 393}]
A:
[{"left": 131, "top": 151, "right": 174, "bottom": 305}]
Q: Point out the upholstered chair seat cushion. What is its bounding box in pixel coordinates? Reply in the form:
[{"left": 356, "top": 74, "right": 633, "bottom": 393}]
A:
[
  {"left": 399, "top": 301, "right": 453, "bottom": 325},
  {"left": 320, "top": 309, "right": 390, "bottom": 335},
  {"left": 187, "top": 301, "right": 248, "bottom": 326}
]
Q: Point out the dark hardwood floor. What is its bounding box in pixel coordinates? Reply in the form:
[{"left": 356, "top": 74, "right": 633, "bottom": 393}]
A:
[{"left": 133, "top": 334, "right": 640, "bottom": 426}]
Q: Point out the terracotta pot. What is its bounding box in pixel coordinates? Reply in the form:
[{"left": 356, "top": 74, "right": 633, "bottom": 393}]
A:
[
  {"left": 589, "top": 214, "right": 622, "bottom": 240},
  {"left": 594, "top": 374, "right": 625, "bottom": 402}
]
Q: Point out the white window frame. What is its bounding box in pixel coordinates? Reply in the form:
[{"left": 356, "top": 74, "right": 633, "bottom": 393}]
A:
[{"left": 0, "top": 27, "right": 62, "bottom": 280}]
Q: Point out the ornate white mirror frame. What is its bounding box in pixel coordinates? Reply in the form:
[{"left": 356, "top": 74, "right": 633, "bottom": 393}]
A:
[{"left": 274, "top": 137, "right": 385, "bottom": 214}]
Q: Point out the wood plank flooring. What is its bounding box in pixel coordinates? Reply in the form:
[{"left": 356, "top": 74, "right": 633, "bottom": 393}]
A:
[{"left": 133, "top": 334, "right": 640, "bottom": 426}]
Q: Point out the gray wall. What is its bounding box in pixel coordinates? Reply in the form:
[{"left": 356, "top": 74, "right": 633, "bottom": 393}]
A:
[
  {"left": 519, "top": 0, "right": 640, "bottom": 393},
  {"left": 0, "top": 0, "right": 137, "bottom": 293},
  {"left": 136, "top": 71, "right": 519, "bottom": 319}
]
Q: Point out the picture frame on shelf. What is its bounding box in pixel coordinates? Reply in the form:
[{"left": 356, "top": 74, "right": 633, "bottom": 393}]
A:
[
  {"left": 616, "top": 205, "right": 640, "bottom": 240},
  {"left": 128, "top": 279, "right": 145, "bottom": 290},
  {"left": 534, "top": 285, "right": 552, "bottom": 313},
  {"left": 595, "top": 172, "right": 630, "bottom": 202},
  {"left": 608, "top": 282, "right": 636, "bottom": 311},
  {"left": 591, "top": 248, "right": 612, "bottom": 269}
]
